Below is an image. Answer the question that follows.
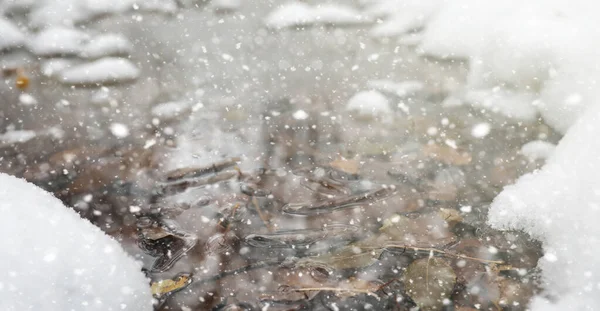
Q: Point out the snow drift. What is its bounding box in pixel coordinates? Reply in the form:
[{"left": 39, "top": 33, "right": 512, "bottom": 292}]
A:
[
  {"left": 419, "top": 0, "right": 600, "bottom": 134},
  {"left": 489, "top": 102, "right": 600, "bottom": 310},
  {"left": 0, "top": 173, "right": 152, "bottom": 310}
]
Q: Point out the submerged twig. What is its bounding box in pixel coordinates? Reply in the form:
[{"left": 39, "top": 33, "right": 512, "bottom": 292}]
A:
[
  {"left": 381, "top": 244, "right": 504, "bottom": 265},
  {"left": 155, "top": 170, "right": 238, "bottom": 197},
  {"left": 164, "top": 157, "right": 241, "bottom": 181},
  {"left": 192, "top": 259, "right": 284, "bottom": 286},
  {"left": 292, "top": 287, "right": 380, "bottom": 300},
  {"left": 282, "top": 186, "right": 397, "bottom": 215}
]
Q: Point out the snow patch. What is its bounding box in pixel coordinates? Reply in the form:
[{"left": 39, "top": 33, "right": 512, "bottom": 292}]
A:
[
  {"left": 80, "top": 33, "right": 133, "bottom": 59},
  {"left": 312, "top": 4, "right": 371, "bottom": 26},
  {"left": 419, "top": 0, "right": 600, "bottom": 133},
  {"left": 110, "top": 123, "right": 130, "bottom": 138},
  {"left": 292, "top": 109, "right": 309, "bottom": 120},
  {"left": 365, "top": 0, "right": 439, "bottom": 38},
  {"left": 0, "top": 130, "right": 37, "bottom": 143},
  {"left": 151, "top": 101, "right": 192, "bottom": 120},
  {"left": 470, "top": 122, "right": 491, "bottom": 138},
  {"left": 461, "top": 88, "right": 538, "bottom": 121},
  {"left": 346, "top": 90, "right": 391, "bottom": 117},
  {"left": 28, "top": 26, "right": 89, "bottom": 57},
  {"left": 520, "top": 140, "right": 556, "bottom": 162},
  {"left": 40, "top": 58, "right": 77, "bottom": 77},
  {"left": 0, "top": 18, "right": 26, "bottom": 51},
  {"left": 59, "top": 57, "right": 140, "bottom": 85},
  {"left": 265, "top": 2, "right": 370, "bottom": 29},
  {"left": 211, "top": 0, "right": 241, "bottom": 11},
  {"left": 366, "top": 79, "right": 424, "bottom": 98},
  {"left": 264, "top": 2, "right": 314, "bottom": 29},
  {"left": 0, "top": 173, "right": 152, "bottom": 310},
  {"left": 18, "top": 93, "right": 38, "bottom": 106},
  {"left": 489, "top": 103, "right": 600, "bottom": 310}
]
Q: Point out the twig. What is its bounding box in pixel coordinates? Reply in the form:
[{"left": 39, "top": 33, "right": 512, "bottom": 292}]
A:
[
  {"left": 375, "top": 244, "right": 505, "bottom": 265},
  {"left": 292, "top": 287, "right": 380, "bottom": 300},
  {"left": 192, "top": 259, "right": 283, "bottom": 286},
  {"left": 252, "top": 196, "right": 274, "bottom": 232}
]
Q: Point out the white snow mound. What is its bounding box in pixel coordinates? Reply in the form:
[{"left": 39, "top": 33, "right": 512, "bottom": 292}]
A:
[
  {"left": 346, "top": 90, "right": 391, "bottom": 117},
  {"left": 419, "top": 0, "right": 600, "bottom": 133},
  {"left": 520, "top": 140, "right": 556, "bottom": 162},
  {"left": 265, "top": 1, "right": 370, "bottom": 29},
  {"left": 0, "top": 173, "right": 152, "bottom": 310},
  {"left": 80, "top": 33, "right": 134, "bottom": 59},
  {"left": 59, "top": 57, "right": 140, "bottom": 85},
  {"left": 151, "top": 101, "right": 192, "bottom": 120},
  {"left": 489, "top": 103, "right": 600, "bottom": 310},
  {"left": 264, "top": 2, "right": 315, "bottom": 29},
  {"left": 0, "top": 18, "right": 26, "bottom": 50},
  {"left": 28, "top": 26, "right": 89, "bottom": 56}
]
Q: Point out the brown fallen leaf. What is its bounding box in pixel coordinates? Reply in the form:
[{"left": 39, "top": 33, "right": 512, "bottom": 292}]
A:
[
  {"left": 422, "top": 144, "right": 472, "bottom": 166},
  {"left": 16, "top": 69, "right": 29, "bottom": 90},
  {"left": 378, "top": 212, "right": 458, "bottom": 247},
  {"left": 329, "top": 156, "right": 360, "bottom": 175},
  {"left": 403, "top": 257, "right": 457, "bottom": 311}
]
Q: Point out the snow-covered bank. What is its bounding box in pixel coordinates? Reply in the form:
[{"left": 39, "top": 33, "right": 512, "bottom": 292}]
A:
[
  {"left": 378, "top": 0, "right": 600, "bottom": 309},
  {"left": 265, "top": 1, "right": 371, "bottom": 29},
  {"left": 489, "top": 102, "right": 600, "bottom": 310},
  {"left": 0, "top": 17, "right": 25, "bottom": 50},
  {"left": 364, "top": 0, "right": 600, "bottom": 134},
  {"left": 419, "top": 0, "right": 600, "bottom": 134},
  {"left": 0, "top": 173, "right": 152, "bottom": 310}
]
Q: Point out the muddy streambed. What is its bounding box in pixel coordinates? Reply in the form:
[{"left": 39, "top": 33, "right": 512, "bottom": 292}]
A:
[{"left": 0, "top": 1, "right": 561, "bottom": 310}]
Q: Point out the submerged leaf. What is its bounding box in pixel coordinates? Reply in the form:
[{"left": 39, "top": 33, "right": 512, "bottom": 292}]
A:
[
  {"left": 151, "top": 273, "right": 193, "bottom": 299},
  {"left": 403, "top": 257, "right": 457, "bottom": 310},
  {"left": 329, "top": 156, "right": 360, "bottom": 175}
]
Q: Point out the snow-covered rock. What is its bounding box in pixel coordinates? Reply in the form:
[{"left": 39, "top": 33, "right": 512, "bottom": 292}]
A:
[
  {"left": 40, "top": 58, "right": 77, "bottom": 77},
  {"left": 59, "top": 57, "right": 140, "bottom": 85},
  {"left": 80, "top": 33, "right": 133, "bottom": 59},
  {"left": 489, "top": 103, "right": 600, "bottom": 310},
  {"left": 28, "top": 26, "right": 89, "bottom": 56},
  {"left": 0, "top": 173, "right": 152, "bottom": 310},
  {"left": 520, "top": 140, "right": 557, "bottom": 162},
  {"left": 135, "top": 0, "right": 179, "bottom": 14},
  {"left": 0, "top": 130, "right": 37, "bottom": 143},
  {"left": 264, "top": 1, "right": 315, "bottom": 29},
  {"left": 366, "top": 79, "right": 424, "bottom": 98},
  {"left": 346, "top": 90, "right": 391, "bottom": 117},
  {"left": 0, "top": 18, "right": 26, "bottom": 51},
  {"left": 470, "top": 122, "right": 491, "bottom": 138},
  {"left": 0, "top": 0, "right": 36, "bottom": 15},
  {"left": 18, "top": 93, "right": 38, "bottom": 106},
  {"left": 365, "top": 0, "right": 439, "bottom": 37},
  {"left": 27, "top": 0, "right": 178, "bottom": 28},
  {"left": 151, "top": 101, "right": 192, "bottom": 121},
  {"left": 265, "top": 2, "right": 370, "bottom": 29},
  {"left": 366, "top": 0, "right": 439, "bottom": 38},
  {"left": 461, "top": 88, "right": 538, "bottom": 121},
  {"left": 312, "top": 4, "right": 371, "bottom": 26},
  {"left": 211, "top": 0, "right": 241, "bottom": 11}
]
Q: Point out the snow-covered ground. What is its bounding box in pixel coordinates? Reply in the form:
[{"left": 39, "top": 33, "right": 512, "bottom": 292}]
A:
[
  {"left": 395, "top": 0, "right": 600, "bottom": 309},
  {"left": 0, "top": 173, "right": 152, "bottom": 310},
  {"left": 489, "top": 103, "right": 600, "bottom": 310}
]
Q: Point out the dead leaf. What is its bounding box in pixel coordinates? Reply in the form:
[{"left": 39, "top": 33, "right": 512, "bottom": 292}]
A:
[
  {"left": 151, "top": 273, "right": 192, "bottom": 298},
  {"left": 403, "top": 257, "right": 456, "bottom": 310},
  {"left": 329, "top": 156, "right": 360, "bottom": 175},
  {"left": 422, "top": 144, "right": 472, "bottom": 165},
  {"left": 379, "top": 213, "right": 457, "bottom": 247}
]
